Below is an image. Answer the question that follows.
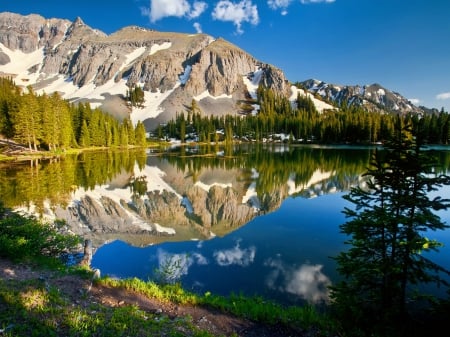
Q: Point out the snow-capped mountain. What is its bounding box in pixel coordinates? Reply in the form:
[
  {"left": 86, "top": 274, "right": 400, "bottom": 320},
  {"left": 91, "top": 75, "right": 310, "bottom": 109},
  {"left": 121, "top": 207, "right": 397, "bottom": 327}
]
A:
[
  {"left": 299, "top": 79, "right": 425, "bottom": 115},
  {"left": 0, "top": 12, "right": 295, "bottom": 129},
  {"left": 0, "top": 12, "right": 425, "bottom": 133}
]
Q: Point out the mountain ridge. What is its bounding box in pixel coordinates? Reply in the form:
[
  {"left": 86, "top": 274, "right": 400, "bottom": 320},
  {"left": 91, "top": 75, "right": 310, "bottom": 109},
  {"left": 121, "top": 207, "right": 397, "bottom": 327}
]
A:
[
  {"left": 299, "top": 79, "right": 426, "bottom": 115},
  {"left": 0, "top": 12, "right": 428, "bottom": 131}
]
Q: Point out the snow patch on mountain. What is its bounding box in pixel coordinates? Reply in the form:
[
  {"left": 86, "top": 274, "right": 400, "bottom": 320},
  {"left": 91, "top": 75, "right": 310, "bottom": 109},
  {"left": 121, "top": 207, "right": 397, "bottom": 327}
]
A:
[
  {"left": 243, "top": 69, "right": 263, "bottom": 100},
  {"left": 289, "top": 86, "right": 335, "bottom": 113},
  {"left": 35, "top": 74, "right": 128, "bottom": 108},
  {"left": 121, "top": 47, "right": 147, "bottom": 71},
  {"left": 0, "top": 43, "right": 44, "bottom": 85},
  {"left": 131, "top": 83, "right": 180, "bottom": 126},
  {"left": 149, "top": 42, "right": 172, "bottom": 55},
  {"left": 194, "top": 90, "right": 233, "bottom": 101}
]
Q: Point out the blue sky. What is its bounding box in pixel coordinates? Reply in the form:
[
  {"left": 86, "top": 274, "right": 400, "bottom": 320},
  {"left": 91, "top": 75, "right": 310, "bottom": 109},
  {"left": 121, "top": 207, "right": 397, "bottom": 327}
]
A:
[{"left": 2, "top": 0, "right": 450, "bottom": 111}]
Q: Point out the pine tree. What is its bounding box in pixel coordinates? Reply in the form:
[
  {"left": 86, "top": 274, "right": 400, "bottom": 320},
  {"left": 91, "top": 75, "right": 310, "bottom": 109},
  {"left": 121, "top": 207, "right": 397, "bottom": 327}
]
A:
[
  {"left": 79, "top": 120, "right": 90, "bottom": 148},
  {"left": 54, "top": 93, "right": 73, "bottom": 149},
  {"left": 134, "top": 120, "right": 147, "bottom": 147},
  {"left": 14, "top": 87, "right": 41, "bottom": 151},
  {"left": 331, "top": 118, "right": 450, "bottom": 336}
]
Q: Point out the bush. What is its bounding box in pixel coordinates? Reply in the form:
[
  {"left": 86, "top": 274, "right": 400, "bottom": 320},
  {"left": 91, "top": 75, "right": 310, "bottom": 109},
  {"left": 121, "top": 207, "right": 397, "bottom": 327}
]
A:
[{"left": 0, "top": 204, "right": 81, "bottom": 261}]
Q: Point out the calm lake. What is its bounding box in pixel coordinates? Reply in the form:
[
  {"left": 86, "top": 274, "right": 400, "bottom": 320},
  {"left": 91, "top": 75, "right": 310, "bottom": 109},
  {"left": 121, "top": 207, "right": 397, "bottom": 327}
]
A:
[{"left": 1, "top": 144, "right": 450, "bottom": 306}]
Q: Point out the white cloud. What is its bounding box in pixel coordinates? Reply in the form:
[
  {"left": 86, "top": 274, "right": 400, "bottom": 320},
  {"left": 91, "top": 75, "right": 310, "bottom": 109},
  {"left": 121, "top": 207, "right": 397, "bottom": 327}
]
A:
[
  {"left": 264, "top": 258, "right": 331, "bottom": 304},
  {"left": 213, "top": 241, "right": 256, "bottom": 266},
  {"left": 148, "top": 0, "right": 207, "bottom": 23},
  {"left": 267, "top": 0, "right": 293, "bottom": 10},
  {"left": 189, "top": 1, "right": 208, "bottom": 19},
  {"left": 301, "top": 0, "right": 336, "bottom": 4},
  {"left": 267, "top": 0, "right": 334, "bottom": 15},
  {"left": 193, "top": 22, "right": 203, "bottom": 33},
  {"left": 437, "top": 92, "right": 450, "bottom": 100},
  {"left": 212, "top": 0, "right": 259, "bottom": 34}
]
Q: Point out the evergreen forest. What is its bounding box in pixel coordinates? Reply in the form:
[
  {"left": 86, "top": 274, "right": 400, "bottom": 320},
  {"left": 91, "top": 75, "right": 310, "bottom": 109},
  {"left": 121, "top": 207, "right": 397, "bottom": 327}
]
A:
[
  {"left": 159, "top": 86, "right": 450, "bottom": 145},
  {"left": 1, "top": 77, "right": 450, "bottom": 152},
  {"left": 0, "top": 78, "right": 147, "bottom": 151}
]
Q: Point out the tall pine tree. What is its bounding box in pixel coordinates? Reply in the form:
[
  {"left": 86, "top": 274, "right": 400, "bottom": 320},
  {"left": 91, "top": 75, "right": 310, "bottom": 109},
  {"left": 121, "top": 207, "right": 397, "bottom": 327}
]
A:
[{"left": 331, "top": 117, "right": 450, "bottom": 336}]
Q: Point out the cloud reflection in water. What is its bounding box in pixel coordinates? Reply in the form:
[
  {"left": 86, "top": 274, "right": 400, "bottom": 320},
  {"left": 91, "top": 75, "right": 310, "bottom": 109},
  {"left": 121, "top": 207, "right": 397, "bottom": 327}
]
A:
[
  {"left": 265, "top": 257, "right": 331, "bottom": 304},
  {"left": 156, "top": 249, "right": 208, "bottom": 283},
  {"left": 213, "top": 240, "right": 256, "bottom": 267}
]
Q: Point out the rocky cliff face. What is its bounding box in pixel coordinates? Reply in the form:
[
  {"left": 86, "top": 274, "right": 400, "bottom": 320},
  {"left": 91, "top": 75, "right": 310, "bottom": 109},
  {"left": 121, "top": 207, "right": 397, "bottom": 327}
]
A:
[
  {"left": 0, "top": 12, "right": 289, "bottom": 129},
  {"left": 0, "top": 12, "right": 72, "bottom": 54},
  {"left": 300, "top": 79, "right": 424, "bottom": 115}
]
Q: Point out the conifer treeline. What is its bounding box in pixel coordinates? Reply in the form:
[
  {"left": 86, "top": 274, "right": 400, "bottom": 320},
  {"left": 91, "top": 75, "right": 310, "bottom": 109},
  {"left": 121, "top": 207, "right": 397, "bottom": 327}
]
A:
[
  {"left": 0, "top": 78, "right": 147, "bottom": 151},
  {"left": 2, "top": 77, "right": 449, "bottom": 148},
  {"left": 159, "top": 86, "right": 450, "bottom": 145}
]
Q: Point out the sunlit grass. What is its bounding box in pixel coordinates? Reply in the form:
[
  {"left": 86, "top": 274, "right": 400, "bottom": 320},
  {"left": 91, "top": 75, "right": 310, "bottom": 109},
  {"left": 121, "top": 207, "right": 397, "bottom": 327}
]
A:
[
  {"left": 97, "top": 276, "right": 339, "bottom": 334},
  {"left": 0, "top": 277, "right": 218, "bottom": 337}
]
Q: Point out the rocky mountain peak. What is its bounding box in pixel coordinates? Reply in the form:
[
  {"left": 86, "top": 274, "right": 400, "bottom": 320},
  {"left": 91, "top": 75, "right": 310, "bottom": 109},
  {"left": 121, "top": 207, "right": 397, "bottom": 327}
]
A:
[
  {"left": 0, "top": 12, "right": 295, "bottom": 128},
  {"left": 0, "top": 11, "right": 426, "bottom": 131},
  {"left": 300, "top": 79, "right": 424, "bottom": 115},
  {"left": 65, "top": 16, "right": 106, "bottom": 42}
]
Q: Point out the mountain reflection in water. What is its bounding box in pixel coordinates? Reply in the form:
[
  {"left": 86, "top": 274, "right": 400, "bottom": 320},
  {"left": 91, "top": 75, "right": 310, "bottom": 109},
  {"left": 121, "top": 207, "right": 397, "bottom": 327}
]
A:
[{"left": 1, "top": 144, "right": 449, "bottom": 306}]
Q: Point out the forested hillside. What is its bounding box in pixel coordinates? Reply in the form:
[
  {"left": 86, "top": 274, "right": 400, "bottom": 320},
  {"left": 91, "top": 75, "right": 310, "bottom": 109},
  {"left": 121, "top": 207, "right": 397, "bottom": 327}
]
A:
[
  {"left": 160, "top": 85, "right": 450, "bottom": 145},
  {"left": 0, "top": 78, "right": 147, "bottom": 151},
  {"left": 1, "top": 77, "right": 450, "bottom": 151}
]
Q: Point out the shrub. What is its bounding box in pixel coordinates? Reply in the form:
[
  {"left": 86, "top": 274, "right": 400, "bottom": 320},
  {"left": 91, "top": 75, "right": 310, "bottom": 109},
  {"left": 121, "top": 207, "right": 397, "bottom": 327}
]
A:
[{"left": 0, "top": 205, "right": 81, "bottom": 261}]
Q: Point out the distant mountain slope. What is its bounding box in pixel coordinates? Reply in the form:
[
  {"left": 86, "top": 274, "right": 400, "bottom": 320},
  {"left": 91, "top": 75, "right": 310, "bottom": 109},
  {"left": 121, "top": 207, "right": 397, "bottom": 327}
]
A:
[
  {"left": 299, "top": 79, "right": 425, "bottom": 115},
  {"left": 0, "top": 12, "right": 426, "bottom": 132}
]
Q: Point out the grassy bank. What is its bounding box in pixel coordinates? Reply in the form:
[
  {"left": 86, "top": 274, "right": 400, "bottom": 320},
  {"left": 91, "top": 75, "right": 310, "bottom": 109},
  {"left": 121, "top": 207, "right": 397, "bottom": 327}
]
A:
[{"left": 0, "top": 263, "right": 338, "bottom": 337}]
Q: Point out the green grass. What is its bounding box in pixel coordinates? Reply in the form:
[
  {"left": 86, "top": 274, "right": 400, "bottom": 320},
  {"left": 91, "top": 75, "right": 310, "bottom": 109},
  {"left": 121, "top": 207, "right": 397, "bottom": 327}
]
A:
[
  {"left": 0, "top": 277, "right": 215, "bottom": 337},
  {"left": 98, "top": 276, "right": 339, "bottom": 335}
]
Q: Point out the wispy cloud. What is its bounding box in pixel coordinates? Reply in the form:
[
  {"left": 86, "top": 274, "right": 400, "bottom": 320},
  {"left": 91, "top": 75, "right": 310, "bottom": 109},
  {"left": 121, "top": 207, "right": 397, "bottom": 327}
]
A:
[
  {"left": 189, "top": 1, "right": 208, "bottom": 19},
  {"left": 301, "top": 0, "right": 336, "bottom": 4},
  {"left": 193, "top": 22, "right": 203, "bottom": 33},
  {"left": 267, "top": 0, "right": 293, "bottom": 10},
  {"left": 213, "top": 241, "right": 256, "bottom": 266},
  {"left": 267, "top": 0, "right": 292, "bottom": 15},
  {"left": 212, "top": 0, "right": 259, "bottom": 34},
  {"left": 268, "top": 0, "right": 334, "bottom": 15},
  {"left": 437, "top": 92, "right": 450, "bottom": 100},
  {"left": 147, "top": 0, "right": 207, "bottom": 23}
]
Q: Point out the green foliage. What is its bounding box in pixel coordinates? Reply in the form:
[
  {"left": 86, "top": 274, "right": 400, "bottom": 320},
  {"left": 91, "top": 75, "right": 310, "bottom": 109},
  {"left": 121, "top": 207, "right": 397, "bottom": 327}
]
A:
[
  {"left": 0, "top": 149, "right": 147, "bottom": 211},
  {"left": 0, "top": 208, "right": 81, "bottom": 262},
  {"left": 0, "top": 277, "right": 215, "bottom": 337},
  {"left": 97, "top": 276, "right": 338, "bottom": 334},
  {"left": 154, "top": 85, "right": 450, "bottom": 145},
  {"left": 126, "top": 85, "right": 145, "bottom": 107},
  {"left": 0, "top": 79, "right": 147, "bottom": 151},
  {"left": 330, "top": 118, "right": 450, "bottom": 336},
  {"left": 134, "top": 120, "right": 147, "bottom": 147}
]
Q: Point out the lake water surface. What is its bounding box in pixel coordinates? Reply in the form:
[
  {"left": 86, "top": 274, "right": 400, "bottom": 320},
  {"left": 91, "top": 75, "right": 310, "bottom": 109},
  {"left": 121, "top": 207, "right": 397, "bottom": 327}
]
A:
[{"left": 1, "top": 144, "right": 449, "bottom": 306}]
